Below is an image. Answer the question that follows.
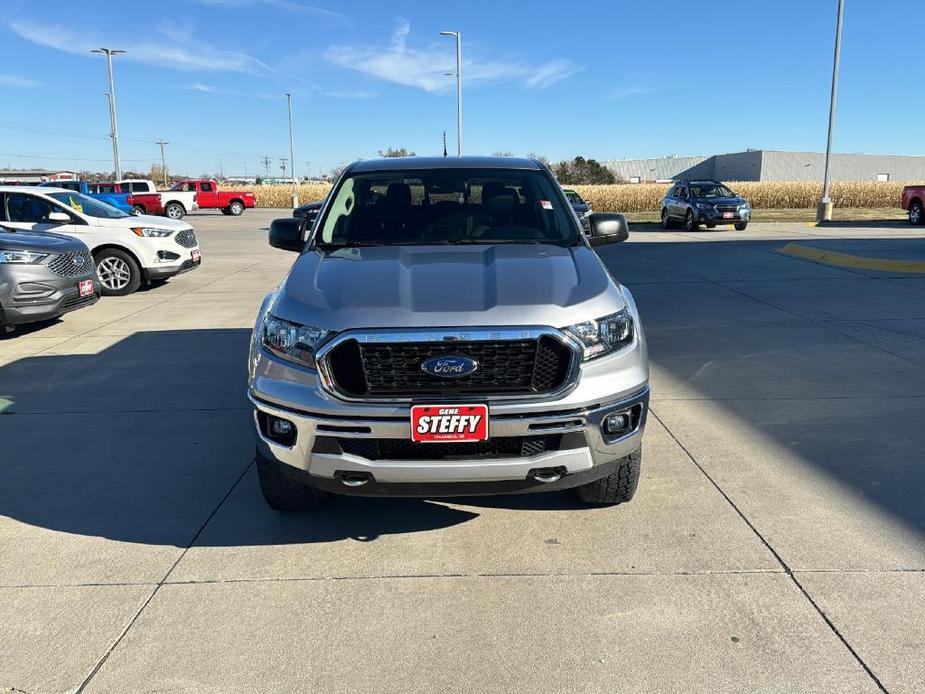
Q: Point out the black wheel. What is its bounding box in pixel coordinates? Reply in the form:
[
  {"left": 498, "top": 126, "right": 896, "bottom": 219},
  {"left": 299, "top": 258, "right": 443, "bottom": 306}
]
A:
[
  {"left": 574, "top": 449, "right": 641, "bottom": 506},
  {"left": 684, "top": 209, "right": 698, "bottom": 231},
  {"left": 706, "top": 223, "right": 716, "bottom": 229},
  {"left": 228, "top": 200, "right": 245, "bottom": 216},
  {"left": 94, "top": 248, "right": 141, "bottom": 296},
  {"left": 256, "top": 451, "right": 330, "bottom": 511},
  {"left": 131, "top": 205, "right": 145, "bottom": 215},
  {"left": 220, "top": 208, "right": 232, "bottom": 216},
  {"left": 164, "top": 202, "right": 185, "bottom": 220},
  {"left": 734, "top": 222, "right": 748, "bottom": 231},
  {"left": 660, "top": 208, "right": 673, "bottom": 229},
  {"left": 910, "top": 201, "right": 924, "bottom": 226}
]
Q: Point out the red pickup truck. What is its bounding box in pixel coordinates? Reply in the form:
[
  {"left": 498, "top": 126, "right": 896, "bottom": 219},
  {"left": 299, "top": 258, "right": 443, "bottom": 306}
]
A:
[
  {"left": 901, "top": 185, "right": 925, "bottom": 225},
  {"left": 92, "top": 182, "right": 165, "bottom": 216},
  {"left": 172, "top": 179, "right": 256, "bottom": 216}
]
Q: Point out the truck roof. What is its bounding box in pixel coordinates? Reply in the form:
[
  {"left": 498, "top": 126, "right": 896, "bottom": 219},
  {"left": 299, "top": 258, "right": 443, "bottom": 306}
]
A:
[{"left": 349, "top": 156, "right": 545, "bottom": 174}]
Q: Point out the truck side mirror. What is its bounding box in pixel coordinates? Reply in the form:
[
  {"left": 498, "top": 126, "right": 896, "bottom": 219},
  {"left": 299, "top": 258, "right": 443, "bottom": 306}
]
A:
[
  {"left": 269, "top": 217, "right": 305, "bottom": 252},
  {"left": 586, "top": 213, "right": 629, "bottom": 245}
]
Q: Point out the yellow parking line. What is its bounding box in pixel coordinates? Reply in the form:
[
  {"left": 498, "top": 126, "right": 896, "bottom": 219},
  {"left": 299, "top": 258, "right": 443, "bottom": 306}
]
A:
[{"left": 779, "top": 242, "right": 925, "bottom": 273}]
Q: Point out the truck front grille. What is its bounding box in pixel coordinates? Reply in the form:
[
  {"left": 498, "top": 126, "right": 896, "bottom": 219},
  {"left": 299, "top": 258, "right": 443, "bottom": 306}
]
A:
[
  {"left": 323, "top": 335, "right": 574, "bottom": 399},
  {"left": 175, "top": 229, "right": 198, "bottom": 248},
  {"left": 47, "top": 250, "right": 95, "bottom": 278},
  {"left": 339, "top": 435, "right": 564, "bottom": 460}
]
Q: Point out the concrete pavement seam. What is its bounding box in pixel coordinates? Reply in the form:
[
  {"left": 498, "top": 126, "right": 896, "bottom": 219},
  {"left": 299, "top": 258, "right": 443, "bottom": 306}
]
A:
[
  {"left": 648, "top": 407, "right": 890, "bottom": 693},
  {"left": 73, "top": 456, "right": 256, "bottom": 694}
]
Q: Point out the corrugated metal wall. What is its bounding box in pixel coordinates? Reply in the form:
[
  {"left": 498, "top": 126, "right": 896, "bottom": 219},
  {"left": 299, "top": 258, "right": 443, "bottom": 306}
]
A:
[{"left": 604, "top": 151, "right": 925, "bottom": 182}]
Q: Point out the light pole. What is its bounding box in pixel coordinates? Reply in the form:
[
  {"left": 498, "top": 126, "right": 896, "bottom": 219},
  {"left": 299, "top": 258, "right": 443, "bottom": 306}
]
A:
[
  {"left": 92, "top": 48, "right": 126, "bottom": 180},
  {"left": 286, "top": 93, "right": 298, "bottom": 206},
  {"left": 817, "top": 0, "right": 845, "bottom": 222},
  {"left": 156, "top": 139, "right": 169, "bottom": 187},
  {"left": 439, "top": 31, "right": 462, "bottom": 157}
]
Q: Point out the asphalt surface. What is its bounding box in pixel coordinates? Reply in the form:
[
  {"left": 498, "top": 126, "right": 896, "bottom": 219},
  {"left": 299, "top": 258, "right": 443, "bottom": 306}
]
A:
[{"left": 2, "top": 209, "right": 924, "bottom": 693}]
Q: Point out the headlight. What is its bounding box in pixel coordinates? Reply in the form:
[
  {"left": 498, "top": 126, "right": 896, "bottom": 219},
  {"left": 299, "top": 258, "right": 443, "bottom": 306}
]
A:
[
  {"left": 131, "top": 227, "right": 174, "bottom": 238},
  {"left": 740, "top": 202, "right": 751, "bottom": 209},
  {"left": 0, "top": 249, "right": 49, "bottom": 264},
  {"left": 262, "top": 315, "right": 333, "bottom": 368},
  {"left": 695, "top": 202, "right": 714, "bottom": 210},
  {"left": 564, "top": 309, "right": 635, "bottom": 360}
]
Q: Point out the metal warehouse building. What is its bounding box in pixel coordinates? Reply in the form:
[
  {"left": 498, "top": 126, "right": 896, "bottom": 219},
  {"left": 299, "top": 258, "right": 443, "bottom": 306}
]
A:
[{"left": 605, "top": 150, "right": 925, "bottom": 182}]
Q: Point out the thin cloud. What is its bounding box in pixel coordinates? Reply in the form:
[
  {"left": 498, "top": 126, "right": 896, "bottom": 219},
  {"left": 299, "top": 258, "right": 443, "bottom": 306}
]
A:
[
  {"left": 604, "top": 85, "right": 658, "bottom": 101},
  {"left": 325, "top": 18, "right": 581, "bottom": 93},
  {"left": 0, "top": 73, "right": 41, "bottom": 87},
  {"left": 193, "top": 0, "right": 349, "bottom": 22},
  {"left": 9, "top": 19, "right": 271, "bottom": 74}
]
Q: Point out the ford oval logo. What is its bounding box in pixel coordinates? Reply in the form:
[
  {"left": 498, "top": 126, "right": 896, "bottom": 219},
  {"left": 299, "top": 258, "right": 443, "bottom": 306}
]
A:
[{"left": 421, "top": 355, "right": 479, "bottom": 379}]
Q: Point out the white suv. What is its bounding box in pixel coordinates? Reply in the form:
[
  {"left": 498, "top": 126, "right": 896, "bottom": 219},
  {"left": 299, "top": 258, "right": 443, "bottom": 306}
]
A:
[{"left": 0, "top": 186, "right": 201, "bottom": 295}]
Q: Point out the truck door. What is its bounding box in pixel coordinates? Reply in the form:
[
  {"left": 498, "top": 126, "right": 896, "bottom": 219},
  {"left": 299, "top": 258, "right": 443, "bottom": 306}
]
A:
[{"left": 196, "top": 180, "right": 217, "bottom": 208}]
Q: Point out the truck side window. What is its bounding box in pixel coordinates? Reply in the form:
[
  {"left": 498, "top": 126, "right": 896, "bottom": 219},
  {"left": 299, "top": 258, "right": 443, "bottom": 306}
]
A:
[{"left": 200, "top": 182, "right": 213, "bottom": 192}]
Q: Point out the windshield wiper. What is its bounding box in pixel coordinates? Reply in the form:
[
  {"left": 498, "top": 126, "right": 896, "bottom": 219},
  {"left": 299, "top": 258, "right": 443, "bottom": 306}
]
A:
[
  {"left": 434, "top": 238, "right": 546, "bottom": 245},
  {"left": 321, "top": 240, "right": 386, "bottom": 248}
]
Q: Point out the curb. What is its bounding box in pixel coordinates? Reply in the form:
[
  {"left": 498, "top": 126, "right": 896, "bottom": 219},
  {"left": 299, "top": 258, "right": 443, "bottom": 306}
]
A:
[{"left": 779, "top": 242, "right": 925, "bottom": 274}]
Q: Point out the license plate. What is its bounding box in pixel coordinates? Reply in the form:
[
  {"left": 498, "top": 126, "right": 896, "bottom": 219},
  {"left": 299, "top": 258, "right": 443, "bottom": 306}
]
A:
[
  {"left": 411, "top": 404, "right": 489, "bottom": 443},
  {"left": 78, "top": 279, "right": 94, "bottom": 297},
  {"left": 191, "top": 249, "right": 202, "bottom": 263},
  {"left": 722, "top": 212, "right": 735, "bottom": 219}
]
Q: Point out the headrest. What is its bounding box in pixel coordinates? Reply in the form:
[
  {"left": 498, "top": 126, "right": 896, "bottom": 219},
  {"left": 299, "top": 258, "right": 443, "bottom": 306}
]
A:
[
  {"left": 487, "top": 194, "right": 515, "bottom": 216},
  {"left": 385, "top": 182, "right": 412, "bottom": 207},
  {"left": 481, "top": 182, "right": 506, "bottom": 204}
]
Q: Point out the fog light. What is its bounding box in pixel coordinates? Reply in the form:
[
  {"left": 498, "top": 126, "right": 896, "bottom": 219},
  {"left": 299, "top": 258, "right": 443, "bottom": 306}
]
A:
[
  {"left": 271, "top": 418, "right": 293, "bottom": 436},
  {"left": 603, "top": 411, "right": 631, "bottom": 436}
]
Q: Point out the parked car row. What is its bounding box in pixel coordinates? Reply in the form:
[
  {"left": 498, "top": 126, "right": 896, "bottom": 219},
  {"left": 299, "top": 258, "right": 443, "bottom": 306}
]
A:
[{"left": 0, "top": 185, "right": 202, "bottom": 332}]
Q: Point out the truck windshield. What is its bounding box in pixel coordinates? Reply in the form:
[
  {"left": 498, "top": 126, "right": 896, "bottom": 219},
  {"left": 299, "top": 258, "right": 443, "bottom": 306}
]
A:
[
  {"left": 316, "top": 168, "right": 580, "bottom": 247},
  {"left": 48, "top": 192, "right": 130, "bottom": 219}
]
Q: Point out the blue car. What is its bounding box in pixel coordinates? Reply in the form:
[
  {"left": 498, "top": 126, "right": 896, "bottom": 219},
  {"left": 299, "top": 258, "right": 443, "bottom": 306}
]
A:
[{"left": 38, "top": 180, "right": 132, "bottom": 214}]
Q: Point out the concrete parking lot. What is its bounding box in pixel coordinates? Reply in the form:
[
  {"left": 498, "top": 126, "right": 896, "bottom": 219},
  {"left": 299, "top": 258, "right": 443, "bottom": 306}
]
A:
[{"left": 2, "top": 209, "right": 924, "bottom": 693}]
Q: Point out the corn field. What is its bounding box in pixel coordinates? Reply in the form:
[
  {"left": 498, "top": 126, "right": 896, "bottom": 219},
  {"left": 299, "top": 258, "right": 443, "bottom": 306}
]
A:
[{"left": 221, "top": 181, "right": 910, "bottom": 211}]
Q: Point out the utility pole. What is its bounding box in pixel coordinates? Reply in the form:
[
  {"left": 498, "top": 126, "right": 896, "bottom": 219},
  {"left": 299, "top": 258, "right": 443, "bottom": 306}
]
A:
[
  {"left": 305, "top": 161, "right": 312, "bottom": 181},
  {"left": 279, "top": 158, "right": 288, "bottom": 179},
  {"left": 286, "top": 93, "right": 298, "bottom": 206},
  {"left": 817, "top": 0, "right": 845, "bottom": 223},
  {"left": 261, "top": 155, "right": 271, "bottom": 178},
  {"left": 92, "top": 48, "right": 126, "bottom": 179},
  {"left": 443, "top": 130, "right": 448, "bottom": 158},
  {"left": 156, "top": 139, "right": 169, "bottom": 187},
  {"left": 439, "top": 31, "right": 462, "bottom": 156}
]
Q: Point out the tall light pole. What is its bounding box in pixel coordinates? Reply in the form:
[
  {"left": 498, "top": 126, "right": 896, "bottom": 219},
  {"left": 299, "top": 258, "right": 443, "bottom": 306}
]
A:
[
  {"left": 286, "top": 93, "right": 298, "bottom": 206},
  {"left": 439, "top": 31, "right": 462, "bottom": 157},
  {"left": 92, "top": 48, "right": 126, "bottom": 180},
  {"left": 817, "top": 0, "right": 845, "bottom": 222},
  {"left": 156, "top": 139, "right": 169, "bottom": 187}
]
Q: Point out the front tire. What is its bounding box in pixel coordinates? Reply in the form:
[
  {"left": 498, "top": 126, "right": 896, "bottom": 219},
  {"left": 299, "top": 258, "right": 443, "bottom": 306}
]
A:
[
  {"left": 94, "top": 248, "right": 141, "bottom": 296},
  {"left": 910, "top": 201, "right": 924, "bottom": 226},
  {"left": 257, "top": 451, "right": 330, "bottom": 511},
  {"left": 131, "top": 205, "right": 145, "bottom": 215},
  {"left": 684, "top": 210, "right": 698, "bottom": 231},
  {"left": 228, "top": 201, "right": 244, "bottom": 216},
  {"left": 574, "top": 449, "right": 641, "bottom": 505},
  {"left": 164, "top": 202, "right": 185, "bottom": 220},
  {"left": 734, "top": 222, "right": 748, "bottom": 231}
]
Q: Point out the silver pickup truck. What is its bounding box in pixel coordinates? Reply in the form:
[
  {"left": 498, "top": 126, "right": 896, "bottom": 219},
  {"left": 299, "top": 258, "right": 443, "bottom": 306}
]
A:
[{"left": 248, "top": 157, "right": 649, "bottom": 510}]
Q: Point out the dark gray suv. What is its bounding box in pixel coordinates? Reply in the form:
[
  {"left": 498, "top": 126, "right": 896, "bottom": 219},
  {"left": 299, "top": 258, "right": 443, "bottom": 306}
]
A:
[
  {"left": 661, "top": 179, "right": 751, "bottom": 231},
  {"left": 0, "top": 227, "right": 100, "bottom": 332}
]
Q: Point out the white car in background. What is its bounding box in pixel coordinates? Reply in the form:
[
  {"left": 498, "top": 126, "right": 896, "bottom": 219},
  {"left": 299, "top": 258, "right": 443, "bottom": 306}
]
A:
[
  {"left": 0, "top": 186, "right": 201, "bottom": 295},
  {"left": 118, "top": 179, "right": 199, "bottom": 220}
]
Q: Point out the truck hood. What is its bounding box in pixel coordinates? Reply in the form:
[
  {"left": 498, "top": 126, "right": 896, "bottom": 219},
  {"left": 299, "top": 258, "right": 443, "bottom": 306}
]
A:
[{"left": 272, "top": 243, "right": 626, "bottom": 332}]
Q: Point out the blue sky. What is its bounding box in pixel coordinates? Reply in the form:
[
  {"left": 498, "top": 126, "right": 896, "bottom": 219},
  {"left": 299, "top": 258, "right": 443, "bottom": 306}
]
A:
[{"left": 0, "top": 0, "right": 920, "bottom": 176}]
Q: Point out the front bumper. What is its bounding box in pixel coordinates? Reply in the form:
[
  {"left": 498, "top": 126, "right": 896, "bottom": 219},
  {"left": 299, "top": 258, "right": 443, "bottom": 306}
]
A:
[
  {"left": 250, "top": 387, "right": 648, "bottom": 497},
  {"left": 146, "top": 256, "right": 202, "bottom": 281},
  {"left": 698, "top": 208, "right": 750, "bottom": 224},
  {"left": 0, "top": 271, "right": 100, "bottom": 326}
]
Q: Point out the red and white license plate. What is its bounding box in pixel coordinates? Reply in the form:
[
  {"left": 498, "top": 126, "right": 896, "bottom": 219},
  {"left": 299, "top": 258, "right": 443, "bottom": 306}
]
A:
[
  {"left": 78, "top": 279, "right": 94, "bottom": 297},
  {"left": 191, "top": 249, "right": 202, "bottom": 263},
  {"left": 411, "top": 404, "right": 489, "bottom": 443},
  {"left": 722, "top": 212, "right": 735, "bottom": 219}
]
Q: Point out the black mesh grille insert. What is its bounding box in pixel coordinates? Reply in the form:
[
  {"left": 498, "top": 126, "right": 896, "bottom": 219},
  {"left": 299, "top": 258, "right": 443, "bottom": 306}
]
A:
[
  {"left": 325, "top": 336, "right": 573, "bottom": 398},
  {"left": 340, "top": 435, "right": 562, "bottom": 461}
]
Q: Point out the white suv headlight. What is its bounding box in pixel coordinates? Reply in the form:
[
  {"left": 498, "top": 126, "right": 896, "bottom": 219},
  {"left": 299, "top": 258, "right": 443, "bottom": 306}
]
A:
[
  {"left": 564, "top": 309, "right": 635, "bottom": 360},
  {"left": 0, "top": 249, "right": 49, "bottom": 264},
  {"left": 262, "top": 315, "right": 333, "bottom": 368},
  {"left": 131, "top": 227, "right": 174, "bottom": 238}
]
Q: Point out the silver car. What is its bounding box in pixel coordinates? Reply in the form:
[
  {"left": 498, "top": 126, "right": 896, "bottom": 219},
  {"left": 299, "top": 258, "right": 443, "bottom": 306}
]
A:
[
  {"left": 248, "top": 157, "right": 648, "bottom": 510},
  {"left": 0, "top": 226, "right": 100, "bottom": 332}
]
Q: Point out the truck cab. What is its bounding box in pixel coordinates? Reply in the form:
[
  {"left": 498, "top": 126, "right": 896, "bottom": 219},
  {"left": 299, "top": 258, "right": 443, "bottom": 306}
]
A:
[
  {"left": 173, "top": 179, "right": 255, "bottom": 216},
  {"left": 38, "top": 180, "right": 131, "bottom": 214}
]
